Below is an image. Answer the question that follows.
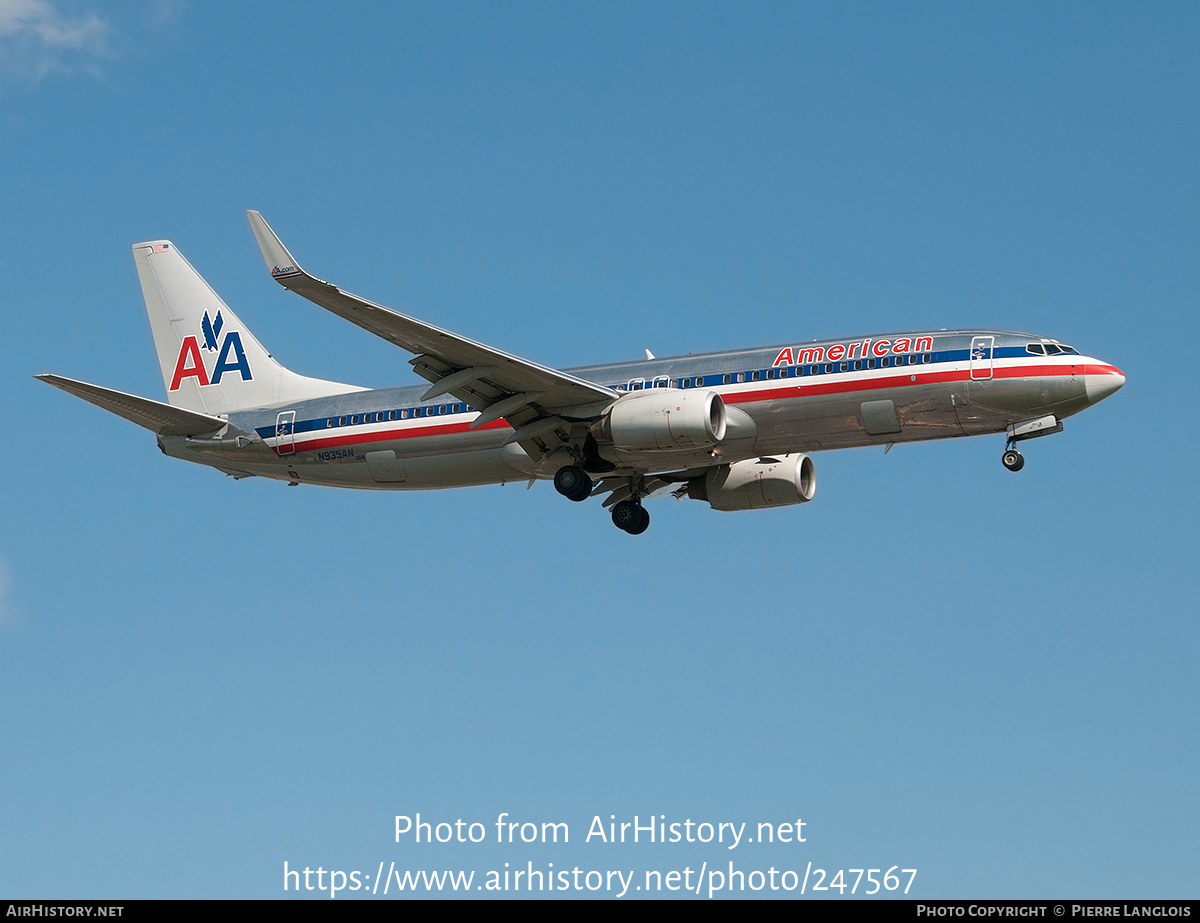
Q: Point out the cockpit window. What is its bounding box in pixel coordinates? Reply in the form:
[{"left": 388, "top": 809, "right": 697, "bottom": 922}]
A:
[
  {"left": 1058, "top": 345, "right": 1079, "bottom": 354},
  {"left": 1026, "top": 343, "right": 1045, "bottom": 355},
  {"left": 1044, "top": 344, "right": 1063, "bottom": 355}
]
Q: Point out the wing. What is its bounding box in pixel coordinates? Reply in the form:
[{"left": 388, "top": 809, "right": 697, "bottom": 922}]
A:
[
  {"left": 246, "top": 211, "right": 616, "bottom": 457},
  {"left": 36, "top": 374, "right": 227, "bottom": 436}
]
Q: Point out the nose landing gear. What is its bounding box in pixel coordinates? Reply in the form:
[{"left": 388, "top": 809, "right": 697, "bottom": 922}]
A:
[
  {"left": 1002, "top": 448, "right": 1025, "bottom": 471},
  {"left": 1001, "top": 414, "right": 1063, "bottom": 472}
]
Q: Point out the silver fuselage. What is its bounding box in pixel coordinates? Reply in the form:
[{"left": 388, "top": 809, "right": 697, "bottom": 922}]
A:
[{"left": 164, "top": 329, "right": 1123, "bottom": 489}]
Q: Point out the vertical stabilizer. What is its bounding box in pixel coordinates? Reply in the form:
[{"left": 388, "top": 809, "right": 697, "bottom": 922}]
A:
[{"left": 133, "top": 241, "right": 362, "bottom": 414}]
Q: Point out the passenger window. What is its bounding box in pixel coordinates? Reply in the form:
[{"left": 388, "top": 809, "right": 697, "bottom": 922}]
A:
[
  {"left": 695, "top": 377, "right": 703, "bottom": 387},
  {"left": 723, "top": 374, "right": 731, "bottom": 384},
  {"left": 867, "top": 359, "right": 875, "bottom": 369},
  {"left": 327, "top": 418, "right": 335, "bottom": 428},
  {"left": 840, "top": 362, "right": 848, "bottom": 372},
  {"left": 737, "top": 372, "right": 745, "bottom": 383},
  {"left": 853, "top": 360, "right": 861, "bottom": 371},
  {"left": 922, "top": 353, "right": 931, "bottom": 363},
  {"left": 751, "top": 371, "right": 760, "bottom": 381}
]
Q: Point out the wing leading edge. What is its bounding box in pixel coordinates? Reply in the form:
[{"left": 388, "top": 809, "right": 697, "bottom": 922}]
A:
[{"left": 246, "top": 211, "right": 616, "bottom": 458}]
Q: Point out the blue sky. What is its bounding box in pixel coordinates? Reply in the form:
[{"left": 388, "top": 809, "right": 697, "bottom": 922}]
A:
[{"left": 1, "top": 1, "right": 1197, "bottom": 899}]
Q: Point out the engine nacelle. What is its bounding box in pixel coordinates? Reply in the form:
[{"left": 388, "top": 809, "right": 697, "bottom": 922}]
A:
[
  {"left": 687, "top": 454, "right": 816, "bottom": 511},
  {"left": 594, "top": 388, "right": 727, "bottom": 452}
]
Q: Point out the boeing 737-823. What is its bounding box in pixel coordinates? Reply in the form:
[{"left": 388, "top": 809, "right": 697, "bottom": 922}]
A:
[{"left": 38, "top": 211, "right": 1125, "bottom": 534}]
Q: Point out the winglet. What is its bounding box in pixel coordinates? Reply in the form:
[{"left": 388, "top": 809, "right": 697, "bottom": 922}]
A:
[{"left": 246, "top": 210, "right": 308, "bottom": 287}]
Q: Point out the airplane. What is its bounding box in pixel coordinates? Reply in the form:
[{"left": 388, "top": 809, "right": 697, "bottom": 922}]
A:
[{"left": 37, "top": 211, "right": 1125, "bottom": 534}]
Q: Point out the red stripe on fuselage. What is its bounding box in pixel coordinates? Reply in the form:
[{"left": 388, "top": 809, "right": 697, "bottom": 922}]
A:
[{"left": 278, "top": 416, "right": 511, "bottom": 455}]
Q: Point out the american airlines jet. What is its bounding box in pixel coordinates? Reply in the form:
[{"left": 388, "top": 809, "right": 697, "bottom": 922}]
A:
[{"left": 38, "top": 212, "right": 1125, "bottom": 534}]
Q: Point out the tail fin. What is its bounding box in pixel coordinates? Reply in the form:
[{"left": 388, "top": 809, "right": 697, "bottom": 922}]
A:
[{"left": 133, "top": 240, "right": 363, "bottom": 414}]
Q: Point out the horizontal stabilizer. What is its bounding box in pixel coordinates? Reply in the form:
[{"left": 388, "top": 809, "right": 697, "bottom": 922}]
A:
[{"left": 36, "top": 374, "right": 227, "bottom": 436}]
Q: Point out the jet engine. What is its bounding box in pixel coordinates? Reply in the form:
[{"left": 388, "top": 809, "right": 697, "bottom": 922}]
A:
[
  {"left": 592, "top": 388, "right": 727, "bottom": 452},
  {"left": 687, "top": 454, "right": 816, "bottom": 511}
]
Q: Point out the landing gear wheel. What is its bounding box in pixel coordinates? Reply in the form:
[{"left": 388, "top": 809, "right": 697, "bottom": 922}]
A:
[
  {"left": 611, "top": 499, "right": 647, "bottom": 533},
  {"left": 553, "top": 465, "right": 593, "bottom": 502},
  {"left": 1002, "top": 449, "right": 1025, "bottom": 472}
]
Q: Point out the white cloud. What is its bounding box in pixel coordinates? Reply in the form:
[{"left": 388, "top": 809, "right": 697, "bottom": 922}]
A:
[{"left": 0, "top": 0, "right": 111, "bottom": 80}]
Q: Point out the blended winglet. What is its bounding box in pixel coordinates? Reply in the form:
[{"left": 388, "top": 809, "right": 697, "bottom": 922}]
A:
[{"left": 247, "top": 210, "right": 309, "bottom": 286}]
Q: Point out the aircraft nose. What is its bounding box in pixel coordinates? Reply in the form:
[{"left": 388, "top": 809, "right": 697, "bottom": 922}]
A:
[{"left": 1085, "top": 364, "right": 1125, "bottom": 404}]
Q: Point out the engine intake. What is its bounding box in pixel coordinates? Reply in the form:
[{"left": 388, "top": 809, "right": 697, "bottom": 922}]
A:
[{"left": 688, "top": 455, "right": 816, "bottom": 511}]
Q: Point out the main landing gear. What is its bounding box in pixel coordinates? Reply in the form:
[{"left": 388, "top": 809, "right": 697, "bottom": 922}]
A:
[
  {"left": 611, "top": 499, "right": 650, "bottom": 535},
  {"left": 554, "top": 464, "right": 651, "bottom": 534},
  {"left": 553, "top": 464, "right": 592, "bottom": 502},
  {"left": 1002, "top": 448, "right": 1025, "bottom": 472}
]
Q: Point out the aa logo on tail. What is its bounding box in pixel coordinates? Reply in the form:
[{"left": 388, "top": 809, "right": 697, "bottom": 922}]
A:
[{"left": 169, "top": 310, "right": 253, "bottom": 391}]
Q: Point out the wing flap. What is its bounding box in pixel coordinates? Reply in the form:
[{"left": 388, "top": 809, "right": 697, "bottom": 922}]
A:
[{"left": 36, "top": 374, "right": 227, "bottom": 436}]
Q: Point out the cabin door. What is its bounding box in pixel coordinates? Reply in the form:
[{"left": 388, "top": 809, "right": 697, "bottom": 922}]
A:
[
  {"left": 970, "top": 336, "right": 994, "bottom": 380},
  {"left": 275, "top": 410, "right": 296, "bottom": 456}
]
